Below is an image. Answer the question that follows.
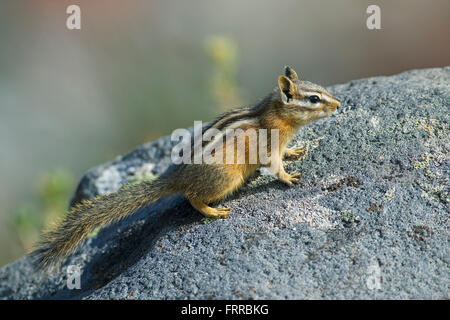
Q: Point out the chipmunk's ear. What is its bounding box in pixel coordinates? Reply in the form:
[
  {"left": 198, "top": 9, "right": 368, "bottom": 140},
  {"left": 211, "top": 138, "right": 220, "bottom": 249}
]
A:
[
  {"left": 278, "top": 75, "right": 296, "bottom": 103},
  {"left": 284, "top": 66, "right": 298, "bottom": 80}
]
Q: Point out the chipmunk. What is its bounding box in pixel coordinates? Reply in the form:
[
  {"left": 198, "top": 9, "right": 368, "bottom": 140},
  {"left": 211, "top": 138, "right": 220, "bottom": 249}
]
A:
[{"left": 31, "top": 66, "right": 340, "bottom": 271}]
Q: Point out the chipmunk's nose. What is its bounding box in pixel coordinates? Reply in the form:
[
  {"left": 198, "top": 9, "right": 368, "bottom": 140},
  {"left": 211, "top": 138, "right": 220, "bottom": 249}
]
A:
[{"left": 334, "top": 99, "right": 341, "bottom": 109}]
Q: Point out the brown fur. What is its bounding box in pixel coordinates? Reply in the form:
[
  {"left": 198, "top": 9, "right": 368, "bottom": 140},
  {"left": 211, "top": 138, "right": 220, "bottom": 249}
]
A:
[{"left": 31, "top": 66, "right": 340, "bottom": 271}]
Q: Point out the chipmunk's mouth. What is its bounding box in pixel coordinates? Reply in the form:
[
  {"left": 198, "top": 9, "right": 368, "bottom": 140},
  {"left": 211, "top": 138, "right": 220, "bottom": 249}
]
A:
[
  {"left": 327, "top": 99, "right": 341, "bottom": 113},
  {"left": 331, "top": 98, "right": 341, "bottom": 109}
]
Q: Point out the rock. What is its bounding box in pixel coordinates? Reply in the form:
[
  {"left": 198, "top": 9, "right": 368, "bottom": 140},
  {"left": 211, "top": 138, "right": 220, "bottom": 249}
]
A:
[{"left": 0, "top": 67, "right": 448, "bottom": 299}]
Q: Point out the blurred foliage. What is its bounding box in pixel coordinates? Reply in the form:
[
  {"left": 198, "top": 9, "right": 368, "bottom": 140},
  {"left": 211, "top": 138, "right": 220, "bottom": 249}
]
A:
[
  {"left": 205, "top": 35, "right": 243, "bottom": 111},
  {"left": 7, "top": 34, "right": 243, "bottom": 263},
  {"left": 11, "top": 169, "right": 75, "bottom": 253},
  {"left": 128, "top": 172, "right": 158, "bottom": 185}
]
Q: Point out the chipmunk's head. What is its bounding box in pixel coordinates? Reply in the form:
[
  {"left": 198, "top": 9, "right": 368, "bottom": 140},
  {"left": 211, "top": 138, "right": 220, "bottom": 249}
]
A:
[{"left": 277, "top": 66, "right": 340, "bottom": 124}]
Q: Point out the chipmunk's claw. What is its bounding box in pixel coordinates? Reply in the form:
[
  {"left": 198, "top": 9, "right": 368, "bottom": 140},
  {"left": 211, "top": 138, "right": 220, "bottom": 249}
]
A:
[
  {"left": 204, "top": 207, "right": 230, "bottom": 219},
  {"left": 215, "top": 207, "right": 231, "bottom": 218},
  {"left": 279, "top": 171, "right": 302, "bottom": 186},
  {"left": 284, "top": 147, "right": 307, "bottom": 160}
]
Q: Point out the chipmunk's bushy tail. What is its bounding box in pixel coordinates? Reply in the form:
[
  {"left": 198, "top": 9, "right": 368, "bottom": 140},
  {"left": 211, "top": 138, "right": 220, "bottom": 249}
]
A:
[{"left": 30, "top": 178, "right": 171, "bottom": 272}]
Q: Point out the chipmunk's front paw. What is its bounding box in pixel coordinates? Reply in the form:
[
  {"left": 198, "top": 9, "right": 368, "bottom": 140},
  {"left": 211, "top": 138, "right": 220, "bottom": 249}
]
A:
[
  {"left": 279, "top": 171, "right": 302, "bottom": 186},
  {"left": 284, "top": 147, "right": 307, "bottom": 160}
]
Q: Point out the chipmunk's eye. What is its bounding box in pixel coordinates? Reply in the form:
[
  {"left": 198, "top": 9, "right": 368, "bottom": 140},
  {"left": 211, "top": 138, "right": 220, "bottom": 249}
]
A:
[{"left": 308, "top": 95, "right": 321, "bottom": 103}]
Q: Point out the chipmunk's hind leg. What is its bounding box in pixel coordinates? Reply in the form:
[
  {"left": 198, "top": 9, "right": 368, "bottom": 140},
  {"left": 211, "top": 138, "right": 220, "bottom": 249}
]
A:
[{"left": 188, "top": 198, "right": 230, "bottom": 219}]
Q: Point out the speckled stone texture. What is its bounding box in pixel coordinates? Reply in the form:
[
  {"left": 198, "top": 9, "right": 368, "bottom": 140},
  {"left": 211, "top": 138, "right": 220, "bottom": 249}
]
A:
[{"left": 1, "top": 67, "right": 448, "bottom": 299}]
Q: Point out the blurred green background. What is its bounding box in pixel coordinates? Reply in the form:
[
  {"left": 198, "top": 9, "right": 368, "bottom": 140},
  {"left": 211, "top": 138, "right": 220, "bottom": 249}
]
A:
[{"left": 1, "top": 0, "right": 449, "bottom": 266}]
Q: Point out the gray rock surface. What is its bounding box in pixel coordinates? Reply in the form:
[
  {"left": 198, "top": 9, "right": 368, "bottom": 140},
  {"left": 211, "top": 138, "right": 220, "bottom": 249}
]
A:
[{"left": 1, "top": 67, "right": 449, "bottom": 300}]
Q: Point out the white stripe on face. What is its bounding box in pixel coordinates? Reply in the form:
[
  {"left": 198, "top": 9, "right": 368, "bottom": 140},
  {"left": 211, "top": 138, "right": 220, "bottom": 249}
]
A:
[
  {"left": 301, "top": 91, "right": 321, "bottom": 98},
  {"left": 289, "top": 98, "right": 321, "bottom": 109},
  {"left": 294, "top": 90, "right": 334, "bottom": 108},
  {"left": 320, "top": 94, "right": 333, "bottom": 104},
  {"left": 301, "top": 91, "right": 332, "bottom": 102}
]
